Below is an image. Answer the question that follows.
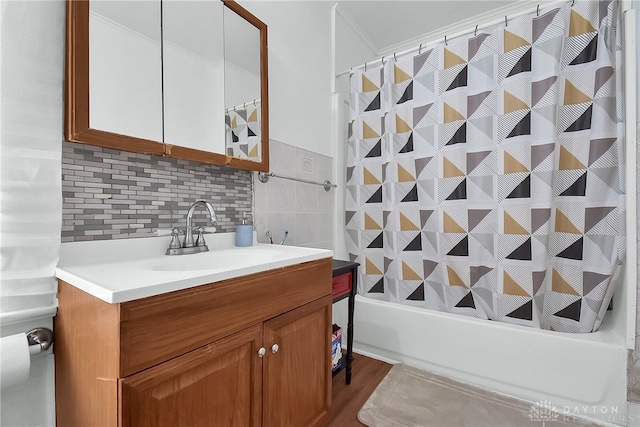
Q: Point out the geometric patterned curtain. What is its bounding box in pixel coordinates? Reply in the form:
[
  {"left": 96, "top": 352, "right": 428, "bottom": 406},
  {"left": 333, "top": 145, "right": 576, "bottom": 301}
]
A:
[
  {"left": 225, "top": 104, "right": 261, "bottom": 160},
  {"left": 345, "top": 0, "right": 625, "bottom": 333}
]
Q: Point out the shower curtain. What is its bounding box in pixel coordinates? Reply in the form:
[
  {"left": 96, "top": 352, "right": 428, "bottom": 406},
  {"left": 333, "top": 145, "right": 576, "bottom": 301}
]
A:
[
  {"left": 225, "top": 104, "right": 261, "bottom": 160},
  {"left": 345, "top": 0, "right": 625, "bottom": 333}
]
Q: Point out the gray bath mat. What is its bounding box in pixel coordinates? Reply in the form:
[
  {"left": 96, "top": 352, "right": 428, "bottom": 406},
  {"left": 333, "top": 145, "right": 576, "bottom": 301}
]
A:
[{"left": 357, "top": 364, "right": 601, "bottom": 427}]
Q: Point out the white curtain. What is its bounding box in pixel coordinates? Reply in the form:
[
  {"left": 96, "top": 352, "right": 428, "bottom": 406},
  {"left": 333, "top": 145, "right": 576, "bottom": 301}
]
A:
[
  {"left": 1, "top": 1, "right": 62, "bottom": 328},
  {"left": 1, "top": 2, "right": 64, "bottom": 425}
]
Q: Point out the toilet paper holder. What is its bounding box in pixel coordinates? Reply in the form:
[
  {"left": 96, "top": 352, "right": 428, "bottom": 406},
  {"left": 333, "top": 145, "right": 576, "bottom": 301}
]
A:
[{"left": 26, "top": 328, "right": 54, "bottom": 355}]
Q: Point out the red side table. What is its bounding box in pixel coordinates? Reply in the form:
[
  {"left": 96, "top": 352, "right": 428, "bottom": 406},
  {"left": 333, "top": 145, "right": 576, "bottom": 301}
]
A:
[{"left": 331, "top": 259, "right": 359, "bottom": 384}]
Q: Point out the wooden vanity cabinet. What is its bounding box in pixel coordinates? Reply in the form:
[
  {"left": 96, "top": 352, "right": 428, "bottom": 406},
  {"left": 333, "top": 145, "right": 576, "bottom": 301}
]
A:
[
  {"left": 120, "top": 324, "right": 263, "bottom": 427},
  {"left": 263, "top": 298, "right": 332, "bottom": 427},
  {"left": 55, "top": 259, "right": 332, "bottom": 427}
]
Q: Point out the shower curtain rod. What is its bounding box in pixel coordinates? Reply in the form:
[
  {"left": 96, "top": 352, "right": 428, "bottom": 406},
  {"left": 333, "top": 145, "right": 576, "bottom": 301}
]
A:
[
  {"left": 225, "top": 98, "right": 261, "bottom": 113},
  {"left": 336, "top": 0, "right": 566, "bottom": 78}
]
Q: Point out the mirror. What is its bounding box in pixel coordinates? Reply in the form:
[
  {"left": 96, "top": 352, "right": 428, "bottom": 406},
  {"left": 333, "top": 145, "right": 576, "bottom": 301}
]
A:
[
  {"left": 65, "top": 0, "right": 269, "bottom": 172},
  {"left": 162, "top": 1, "right": 226, "bottom": 155},
  {"left": 88, "top": 1, "right": 163, "bottom": 144},
  {"left": 223, "top": 0, "right": 269, "bottom": 171},
  {"left": 223, "top": 4, "right": 261, "bottom": 161}
]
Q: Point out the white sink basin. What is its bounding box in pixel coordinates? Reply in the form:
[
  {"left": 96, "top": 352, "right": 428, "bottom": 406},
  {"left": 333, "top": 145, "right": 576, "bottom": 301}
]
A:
[
  {"left": 56, "top": 232, "right": 333, "bottom": 304},
  {"left": 148, "top": 248, "right": 280, "bottom": 272}
]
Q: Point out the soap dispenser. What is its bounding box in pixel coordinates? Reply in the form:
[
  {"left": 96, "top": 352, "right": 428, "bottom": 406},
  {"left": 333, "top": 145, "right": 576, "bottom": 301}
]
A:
[{"left": 235, "top": 213, "right": 253, "bottom": 247}]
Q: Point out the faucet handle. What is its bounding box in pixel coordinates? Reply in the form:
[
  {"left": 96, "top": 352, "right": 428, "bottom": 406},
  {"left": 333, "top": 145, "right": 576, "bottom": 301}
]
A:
[
  {"left": 169, "top": 228, "right": 182, "bottom": 249},
  {"left": 195, "top": 227, "right": 207, "bottom": 247}
]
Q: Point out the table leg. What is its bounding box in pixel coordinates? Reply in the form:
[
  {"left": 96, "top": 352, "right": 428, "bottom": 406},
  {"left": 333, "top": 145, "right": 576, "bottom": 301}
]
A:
[{"left": 346, "top": 270, "right": 356, "bottom": 384}]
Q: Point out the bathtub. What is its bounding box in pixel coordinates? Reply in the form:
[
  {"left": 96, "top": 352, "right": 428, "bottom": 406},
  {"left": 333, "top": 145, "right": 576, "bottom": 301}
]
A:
[
  {"left": 330, "top": 10, "right": 637, "bottom": 424},
  {"left": 332, "top": 263, "right": 634, "bottom": 425}
]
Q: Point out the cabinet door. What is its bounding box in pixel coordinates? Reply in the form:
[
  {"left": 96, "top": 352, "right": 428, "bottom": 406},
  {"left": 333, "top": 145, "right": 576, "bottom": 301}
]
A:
[
  {"left": 162, "top": 0, "right": 226, "bottom": 154},
  {"left": 263, "top": 296, "right": 332, "bottom": 427},
  {"left": 121, "top": 324, "right": 262, "bottom": 427},
  {"left": 88, "top": 1, "right": 163, "bottom": 143}
]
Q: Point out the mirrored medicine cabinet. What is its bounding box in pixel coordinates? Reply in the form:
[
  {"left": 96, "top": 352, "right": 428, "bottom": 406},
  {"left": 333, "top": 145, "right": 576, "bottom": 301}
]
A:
[{"left": 65, "top": 0, "right": 269, "bottom": 172}]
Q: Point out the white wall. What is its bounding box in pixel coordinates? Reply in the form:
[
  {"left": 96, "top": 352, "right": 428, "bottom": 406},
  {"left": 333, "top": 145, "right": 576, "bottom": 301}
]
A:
[
  {"left": 239, "top": 3, "right": 383, "bottom": 258},
  {"left": 238, "top": 1, "right": 335, "bottom": 158},
  {"left": 333, "top": 6, "right": 378, "bottom": 98},
  {"left": 625, "top": 0, "right": 640, "bottom": 404},
  {"left": 634, "top": 1, "right": 640, "bottom": 122},
  {"left": 1, "top": 320, "right": 56, "bottom": 427}
]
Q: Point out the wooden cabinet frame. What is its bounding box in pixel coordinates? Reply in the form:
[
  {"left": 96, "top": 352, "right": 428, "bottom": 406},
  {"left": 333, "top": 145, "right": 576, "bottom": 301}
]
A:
[
  {"left": 65, "top": 0, "right": 269, "bottom": 172},
  {"left": 65, "top": 1, "right": 166, "bottom": 156}
]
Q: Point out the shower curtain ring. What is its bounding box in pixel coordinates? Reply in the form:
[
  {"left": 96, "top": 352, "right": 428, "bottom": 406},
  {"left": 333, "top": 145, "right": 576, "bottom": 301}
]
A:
[
  {"left": 505, "top": 15, "right": 508, "bottom": 27},
  {"left": 444, "top": 35, "right": 448, "bottom": 45},
  {"left": 474, "top": 25, "right": 478, "bottom": 36},
  {"left": 419, "top": 43, "right": 422, "bottom": 54},
  {"left": 537, "top": 5, "right": 540, "bottom": 16},
  {"left": 393, "top": 53, "right": 397, "bottom": 62},
  {"left": 365, "top": 62, "right": 367, "bottom": 72},
  {"left": 381, "top": 56, "right": 385, "bottom": 65},
  {"left": 571, "top": 0, "right": 575, "bottom": 5}
]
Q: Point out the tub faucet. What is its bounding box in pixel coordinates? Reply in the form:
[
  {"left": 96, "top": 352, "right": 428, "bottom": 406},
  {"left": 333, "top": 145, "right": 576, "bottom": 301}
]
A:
[{"left": 166, "top": 200, "right": 217, "bottom": 255}]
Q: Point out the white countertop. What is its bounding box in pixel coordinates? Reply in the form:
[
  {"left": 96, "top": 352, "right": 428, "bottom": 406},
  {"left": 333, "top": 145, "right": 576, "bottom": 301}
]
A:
[{"left": 56, "top": 232, "right": 333, "bottom": 304}]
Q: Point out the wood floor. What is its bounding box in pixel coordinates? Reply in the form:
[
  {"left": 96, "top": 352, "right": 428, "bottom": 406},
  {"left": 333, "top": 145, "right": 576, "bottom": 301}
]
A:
[{"left": 323, "top": 353, "right": 393, "bottom": 427}]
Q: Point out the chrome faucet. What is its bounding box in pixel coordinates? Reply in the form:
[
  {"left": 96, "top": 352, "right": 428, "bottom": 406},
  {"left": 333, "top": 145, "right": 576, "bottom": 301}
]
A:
[
  {"left": 166, "top": 200, "right": 217, "bottom": 256},
  {"left": 185, "top": 200, "right": 217, "bottom": 247}
]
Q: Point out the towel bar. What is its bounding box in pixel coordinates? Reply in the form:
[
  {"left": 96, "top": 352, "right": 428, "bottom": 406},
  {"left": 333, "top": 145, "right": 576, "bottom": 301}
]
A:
[{"left": 258, "top": 172, "right": 337, "bottom": 191}]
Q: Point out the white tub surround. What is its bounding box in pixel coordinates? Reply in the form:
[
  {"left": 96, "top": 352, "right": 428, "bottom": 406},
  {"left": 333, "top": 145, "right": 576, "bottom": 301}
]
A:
[
  {"left": 334, "top": 292, "right": 630, "bottom": 426},
  {"left": 56, "top": 232, "right": 333, "bottom": 303}
]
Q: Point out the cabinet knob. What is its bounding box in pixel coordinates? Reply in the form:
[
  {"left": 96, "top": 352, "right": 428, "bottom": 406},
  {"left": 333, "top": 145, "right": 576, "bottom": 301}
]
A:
[
  {"left": 271, "top": 344, "right": 279, "bottom": 354},
  {"left": 258, "top": 347, "right": 266, "bottom": 357}
]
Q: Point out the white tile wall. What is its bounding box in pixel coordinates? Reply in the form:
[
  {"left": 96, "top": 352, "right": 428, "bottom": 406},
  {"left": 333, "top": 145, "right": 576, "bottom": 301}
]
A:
[
  {"left": 628, "top": 120, "right": 640, "bottom": 403},
  {"left": 254, "top": 140, "right": 334, "bottom": 249}
]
